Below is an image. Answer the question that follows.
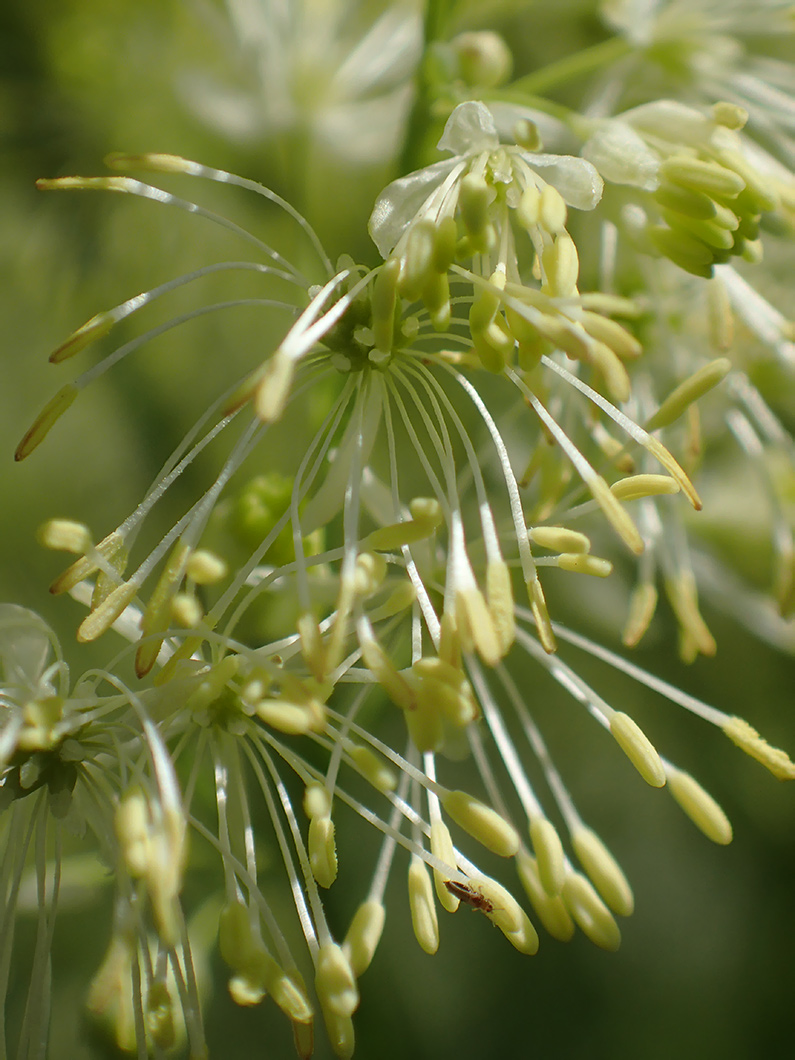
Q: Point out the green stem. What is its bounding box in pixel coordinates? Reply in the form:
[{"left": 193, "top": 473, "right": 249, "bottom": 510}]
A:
[
  {"left": 398, "top": 0, "right": 458, "bottom": 175},
  {"left": 510, "top": 35, "right": 632, "bottom": 97}
]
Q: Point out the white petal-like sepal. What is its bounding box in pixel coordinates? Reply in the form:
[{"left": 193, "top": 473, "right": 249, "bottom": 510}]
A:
[
  {"left": 582, "top": 121, "right": 660, "bottom": 190},
  {"left": 522, "top": 152, "right": 605, "bottom": 209},
  {"left": 368, "top": 158, "right": 458, "bottom": 257},
  {"left": 437, "top": 100, "right": 500, "bottom": 156}
]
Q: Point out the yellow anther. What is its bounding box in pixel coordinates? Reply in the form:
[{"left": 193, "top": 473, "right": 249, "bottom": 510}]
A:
[
  {"left": 442, "top": 790, "right": 520, "bottom": 857},
  {"left": 571, "top": 827, "right": 634, "bottom": 917},
  {"left": 722, "top": 717, "right": 795, "bottom": 781},
  {"left": 666, "top": 767, "right": 733, "bottom": 844},
  {"left": 408, "top": 855, "right": 439, "bottom": 955},
  {"left": 610, "top": 712, "right": 666, "bottom": 788}
]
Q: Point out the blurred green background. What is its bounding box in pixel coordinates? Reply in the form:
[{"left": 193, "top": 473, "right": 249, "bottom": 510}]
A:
[{"left": 2, "top": 2, "right": 794, "bottom": 1058}]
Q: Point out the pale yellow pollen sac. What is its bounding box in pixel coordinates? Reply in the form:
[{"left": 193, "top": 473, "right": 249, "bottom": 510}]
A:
[
  {"left": 351, "top": 552, "right": 387, "bottom": 597},
  {"left": 441, "top": 790, "right": 520, "bottom": 858},
  {"left": 665, "top": 573, "right": 716, "bottom": 660},
  {"left": 413, "top": 657, "right": 478, "bottom": 728},
  {"left": 15, "top": 383, "right": 78, "bottom": 462},
  {"left": 622, "top": 581, "right": 659, "bottom": 649},
  {"left": 320, "top": 1008, "right": 354, "bottom": 1060},
  {"left": 398, "top": 218, "right": 436, "bottom": 301},
  {"left": 36, "top": 519, "right": 92, "bottom": 555},
  {"left": 528, "top": 816, "right": 565, "bottom": 896},
  {"left": 431, "top": 215, "right": 458, "bottom": 274},
  {"left": 517, "top": 184, "right": 541, "bottom": 229},
  {"left": 346, "top": 744, "right": 398, "bottom": 793},
  {"left": 170, "top": 592, "right": 203, "bottom": 629},
  {"left": 556, "top": 553, "right": 613, "bottom": 578},
  {"left": 49, "top": 530, "right": 126, "bottom": 596},
  {"left": 185, "top": 548, "right": 228, "bottom": 585},
  {"left": 529, "top": 526, "right": 591, "bottom": 554},
  {"left": 722, "top": 717, "right": 795, "bottom": 781},
  {"left": 404, "top": 697, "right": 445, "bottom": 753},
  {"left": 49, "top": 310, "right": 116, "bottom": 364},
  {"left": 541, "top": 232, "right": 579, "bottom": 299},
  {"left": 430, "top": 819, "right": 461, "bottom": 913},
  {"left": 115, "top": 791, "right": 151, "bottom": 878},
  {"left": 610, "top": 474, "right": 680, "bottom": 501},
  {"left": 570, "top": 826, "right": 634, "bottom": 917},
  {"left": 297, "top": 612, "right": 328, "bottom": 683},
  {"left": 609, "top": 712, "right": 667, "bottom": 788},
  {"left": 18, "top": 695, "right": 64, "bottom": 753},
  {"left": 362, "top": 497, "right": 442, "bottom": 551},
  {"left": 136, "top": 541, "right": 192, "bottom": 676},
  {"left": 589, "top": 340, "right": 631, "bottom": 404},
  {"left": 371, "top": 258, "right": 400, "bottom": 355},
  {"left": 486, "top": 558, "right": 516, "bottom": 656},
  {"left": 665, "top": 767, "right": 733, "bottom": 845},
  {"left": 303, "top": 782, "right": 332, "bottom": 820},
  {"left": 454, "top": 586, "right": 502, "bottom": 667},
  {"left": 77, "top": 580, "right": 139, "bottom": 643},
  {"left": 515, "top": 850, "right": 575, "bottom": 941},
  {"left": 308, "top": 815, "right": 338, "bottom": 889},
  {"left": 186, "top": 654, "right": 240, "bottom": 713},
  {"left": 579, "top": 311, "right": 642, "bottom": 360},
  {"left": 315, "top": 943, "right": 359, "bottom": 1019},
  {"left": 408, "top": 855, "right": 439, "bottom": 955},
  {"left": 359, "top": 634, "right": 416, "bottom": 712},
  {"left": 645, "top": 358, "right": 732, "bottom": 432},
  {"left": 526, "top": 576, "right": 556, "bottom": 654},
  {"left": 539, "top": 185, "right": 568, "bottom": 235},
  {"left": 343, "top": 900, "right": 386, "bottom": 977},
  {"left": 470, "top": 874, "right": 540, "bottom": 955},
  {"left": 562, "top": 872, "right": 621, "bottom": 952},
  {"left": 458, "top": 173, "right": 493, "bottom": 253},
  {"left": 255, "top": 697, "right": 325, "bottom": 736},
  {"left": 660, "top": 156, "right": 746, "bottom": 200},
  {"left": 589, "top": 477, "right": 644, "bottom": 555},
  {"left": 704, "top": 278, "right": 734, "bottom": 352}
]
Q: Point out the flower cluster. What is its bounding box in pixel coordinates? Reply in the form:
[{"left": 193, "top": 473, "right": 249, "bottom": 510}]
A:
[{"left": 5, "top": 4, "right": 795, "bottom": 1058}]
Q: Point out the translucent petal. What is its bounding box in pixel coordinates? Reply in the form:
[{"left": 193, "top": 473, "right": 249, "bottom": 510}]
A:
[
  {"left": 0, "top": 604, "right": 59, "bottom": 693},
  {"left": 582, "top": 121, "right": 660, "bottom": 190},
  {"left": 368, "top": 157, "right": 458, "bottom": 257},
  {"left": 437, "top": 100, "right": 500, "bottom": 156},
  {"left": 522, "top": 152, "right": 606, "bottom": 208}
]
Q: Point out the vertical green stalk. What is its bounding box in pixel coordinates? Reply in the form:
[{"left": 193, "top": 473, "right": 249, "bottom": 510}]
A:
[{"left": 398, "top": 0, "right": 458, "bottom": 175}]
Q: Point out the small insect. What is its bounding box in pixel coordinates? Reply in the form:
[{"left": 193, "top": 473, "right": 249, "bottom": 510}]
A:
[{"left": 443, "top": 879, "right": 494, "bottom": 914}]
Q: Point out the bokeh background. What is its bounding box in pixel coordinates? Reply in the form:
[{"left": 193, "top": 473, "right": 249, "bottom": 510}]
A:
[{"left": 2, "top": 2, "right": 794, "bottom": 1058}]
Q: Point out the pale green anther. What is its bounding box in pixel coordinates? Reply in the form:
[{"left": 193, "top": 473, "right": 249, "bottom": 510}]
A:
[
  {"left": 451, "top": 30, "right": 513, "bottom": 88},
  {"left": 315, "top": 943, "right": 359, "bottom": 1019},
  {"left": 255, "top": 698, "right": 321, "bottom": 735},
  {"left": 486, "top": 558, "right": 516, "bottom": 655},
  {"left": 562, "top": 872, "right": 621, "bottom": 951},
  {"left": 309, "top": 815, "right": 338, "bottom": 888},
  {"left": 539, "top": 185, "right": 568, "bottom": 234},
  {"left": 421, "top": 271, "right": 451, "bottom": 331},
  {"left": 469, "top": 284, "right": 501, "bottom": 333},
  {"left": 371, "top": 258, "right": 400, "bottom": 353},
  {"left": 408, "top": 855, "right": 439, "bottom": 954},
  {"left": 667, "top": 768, "right": 733, "bottom": 845},
  {"left": 660, "top": 156, "right": 746, "bottom": 199},
  {"left": 218, "top": 900, "right": 258, "bottom": 973},
  {"left": 571, "top": 826, "right": 634, "bottom": 917},
  {"left": 473, "top": 875, "right": 540, "bottom": 954},
  {"left": 557, "top": 553, "right": 612, "bottom": 577},
  {"left": 711, "top": 148, "right": 779, "bottom": 213},
  {"left": 472, "top": 323, "right": 511, "bottom": 373},
  {"left": 459, "top": 173, "right": 492, "bottom": 250},
  {"left": 347, "top": 744, "right": 398, "bottom": 792},
  {"left": 321, "top": 1009, "right": 354, "bottom": 1060},
  {"left": 343, "top": 901, "right": 385, "bottom": 977},
  {"left": 529, "top": 526, "right": 591, "bottom": 554},
  {"left": 647, "top": 225, "right": 714, "bottom": 278},
  {"left": 517, "top": 184, "right": 541, "bottom": 229},
  {"left": 645, "top": 358, "right": 732, "bottom": 431},
  {"left": 37, "top": 519, "right": 92, "bottom": 554},
  {"left": 432, "top": 216, "right": 459, "bottom": 273},
  {"left": 579, "top": 311, "right": 642, "bottom": 359},
  {"left": 186, "top": 549, "right": 228, "bottom": 584},
  {"left": 15, "top": 383, "right": 78, "bottom": 461},
  {"left": 430, "top": 820, "right": 460, "bottom": 912},
  {"left": 405, "top": 698, "right": 444, "bottom": 752},
  {"left": 77, "top": 580, "right": 139, "bottom": 643},
  {"left": 712, "top": 101, "right": 748, "bottom": 131},
  {"left": 399, "top": 219, "right": 436, "bottom": 301},
  {"left": 515, "top": 850, "right": 575, "bottom": 941},
  {"left": 49, "top": 311, "right": 115, "bottom": 363},
  {"left": 170, "top": 592, "right": 202, "bottom": 628},
  {"left": 541, "top": 233, "right": 579, "bottom": 297},
  {"left": 610, "top": 712, "right": 666, "bottom": 788},
  {"left": 661, "top": 210, "right": 735, "bottom": 251},
  {"left": 529, "top": 817, "right": 565, "bottom": 896},
  {"left": 442, "top": 790, "right": 520, "bottom": 857},
  {"left": 653, "top": 182, "right": 717, "bottom": 221},
  {"left": 303, "top": 782, "right": 331, "bottom": 819},
  {"left": 610, "top": 474, "right": 679, "bottom": 501}
]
